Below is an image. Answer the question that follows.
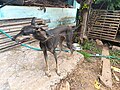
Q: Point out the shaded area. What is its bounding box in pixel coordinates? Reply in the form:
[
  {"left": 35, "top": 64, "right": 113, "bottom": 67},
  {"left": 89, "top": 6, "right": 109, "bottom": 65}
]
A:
[{"left": 0, "top": 0, "right": 74, "bottom": 7}]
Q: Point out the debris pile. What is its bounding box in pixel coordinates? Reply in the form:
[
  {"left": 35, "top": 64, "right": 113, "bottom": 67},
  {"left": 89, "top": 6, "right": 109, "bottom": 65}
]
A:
[
  {"left": 0, "top": 0, "right": 73, "bottom": 7},
  {"left": 24, "top": 0, "right": 73, "bottom": 8}
]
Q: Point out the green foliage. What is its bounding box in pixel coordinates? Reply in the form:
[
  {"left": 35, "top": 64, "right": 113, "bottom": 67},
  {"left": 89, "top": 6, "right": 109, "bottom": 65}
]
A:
[
  {"left": 79, "top": 51, "right": 91, "bottom": 59},
  {"left": 109, "top": 50, "right": 120, "bottom": 65},
  {"left": 82, "top": 4, "right": 89, "bottom": 10},
  {"left": 82, "top": 40, "right": 102, "bottom": 54},
  {"left": 95, "top": 0, "right": 120, "bottom": 10}
]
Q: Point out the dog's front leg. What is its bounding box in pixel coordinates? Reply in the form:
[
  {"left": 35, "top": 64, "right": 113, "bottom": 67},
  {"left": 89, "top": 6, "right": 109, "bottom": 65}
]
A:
[
  {"left": 53, "top": 50, "right": 60, "bottom": 76},
  {"left": 40, "top": 42, "right": 51, "bottom": 77},
  {"left": 43, "top": 50, "right": 51, "bottom": 77}
]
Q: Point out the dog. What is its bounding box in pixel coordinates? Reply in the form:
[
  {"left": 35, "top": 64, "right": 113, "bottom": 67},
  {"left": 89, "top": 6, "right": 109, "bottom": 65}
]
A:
[{"left": 12, "top": 17, "right": 74, "bottom": 77}]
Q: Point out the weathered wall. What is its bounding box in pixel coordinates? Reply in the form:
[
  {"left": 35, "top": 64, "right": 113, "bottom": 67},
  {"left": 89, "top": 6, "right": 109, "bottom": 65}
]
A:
[{"left": 0, "top": 1, "right": 80, "bottom": 28}]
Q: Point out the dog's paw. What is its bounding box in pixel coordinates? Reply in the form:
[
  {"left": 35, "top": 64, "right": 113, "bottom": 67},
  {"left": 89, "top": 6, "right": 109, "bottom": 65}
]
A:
[
  {"left": 45, "top": 71, "right": 51, "bottom": 77},
  {"left": 12, "top": 37, "right": 16, "bottom": 41},
  {"left": 55, "top": 69, "right": 61, "bottom": 76}
]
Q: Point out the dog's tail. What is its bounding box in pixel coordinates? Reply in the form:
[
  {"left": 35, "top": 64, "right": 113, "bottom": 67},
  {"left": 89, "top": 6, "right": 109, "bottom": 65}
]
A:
[
  {"left": 31, "top": 17, "right": 36, "bottom": 26},
  {"left": 12, "top": 31, "right": 23, "bottom": 41},
  {"left": 72, "top": 24, "right": 81, "bottom": 32}
]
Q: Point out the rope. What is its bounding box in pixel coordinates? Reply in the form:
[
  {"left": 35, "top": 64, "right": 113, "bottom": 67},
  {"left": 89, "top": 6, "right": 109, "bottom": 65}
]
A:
[
  {"left": 2, "top": 29, "right": 119, "bottom": 60},
  {"left": 79, "top": 51, "right": 120, "bottom": 61},
  {"left": 0, "top": 29, "right": 69, "bottom": 52}
]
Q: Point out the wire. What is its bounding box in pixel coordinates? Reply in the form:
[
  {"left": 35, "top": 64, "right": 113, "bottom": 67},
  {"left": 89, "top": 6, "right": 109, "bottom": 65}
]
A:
[{"left": 0, "top": 29, "right": 70, "bottom": 52}]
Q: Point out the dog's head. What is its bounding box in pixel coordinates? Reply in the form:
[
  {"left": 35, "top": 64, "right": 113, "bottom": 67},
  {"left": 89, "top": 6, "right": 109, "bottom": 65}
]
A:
[{"left": 33, "top": 27, "right": 48, "bottom": 40}]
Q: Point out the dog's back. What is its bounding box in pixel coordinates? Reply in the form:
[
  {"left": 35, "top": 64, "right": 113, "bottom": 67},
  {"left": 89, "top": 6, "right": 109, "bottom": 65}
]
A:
[{"left": 46, "top": 26, "right": 71, "bottom": 35}]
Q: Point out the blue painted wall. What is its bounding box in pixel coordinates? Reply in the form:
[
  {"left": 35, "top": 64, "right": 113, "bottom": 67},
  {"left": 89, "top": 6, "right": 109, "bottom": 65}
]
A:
[{"left": 0, "top": 1, "right": 80, "bottom": 28}]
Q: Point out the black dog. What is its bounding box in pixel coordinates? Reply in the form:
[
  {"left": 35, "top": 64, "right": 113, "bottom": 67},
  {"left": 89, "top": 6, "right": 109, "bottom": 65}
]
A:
[{"left": 13, "top": 17, "right": 74, "bottom": 77}]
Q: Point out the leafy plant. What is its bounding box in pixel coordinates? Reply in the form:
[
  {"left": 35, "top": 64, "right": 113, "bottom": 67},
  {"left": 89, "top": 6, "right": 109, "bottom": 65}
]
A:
[
  {"left": 109, "top": 50, "right": 120, "bottom": 65},
  {"left": 95, "top": 0, "right": 120, "bottom": 10},
  {"left": 82, "top": 40, "right": 102, "bottom": 54}
]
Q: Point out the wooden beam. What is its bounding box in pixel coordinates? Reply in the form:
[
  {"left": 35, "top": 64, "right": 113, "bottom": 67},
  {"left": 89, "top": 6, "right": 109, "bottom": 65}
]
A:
[{"left": 100, "top": 46, "right": 112, "bottom": 89}]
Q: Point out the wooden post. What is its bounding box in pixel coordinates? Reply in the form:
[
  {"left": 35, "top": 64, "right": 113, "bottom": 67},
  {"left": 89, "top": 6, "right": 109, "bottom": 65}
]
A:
[{"left": 79, "top": 0, "right": 92, "bottom": 43}]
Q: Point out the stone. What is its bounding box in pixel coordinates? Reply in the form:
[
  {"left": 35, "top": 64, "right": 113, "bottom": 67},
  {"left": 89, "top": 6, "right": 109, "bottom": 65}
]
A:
[
  {"left": 0, "top": 42, "right": 84, "bottom": 90},
  {"left": 96, "top": 39, "right": 103, "bottom": 46}
]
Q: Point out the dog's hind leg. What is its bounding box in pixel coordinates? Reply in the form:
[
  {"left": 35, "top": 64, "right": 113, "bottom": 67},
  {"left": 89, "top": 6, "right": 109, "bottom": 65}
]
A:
[
  {"left": 58, "top": 36, "right": 65, "bottom": 54},
  {"left": 43, "top": 49, "right": 51, "bottom": 77},
  {"left": 66, "top": 31, "right": 74, "bottom": 55}
]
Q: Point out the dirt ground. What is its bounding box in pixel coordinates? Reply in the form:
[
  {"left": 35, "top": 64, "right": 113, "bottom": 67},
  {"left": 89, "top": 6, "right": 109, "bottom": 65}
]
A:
[{"left": 59, "top": 57, "right": 120, "bottom": 90}]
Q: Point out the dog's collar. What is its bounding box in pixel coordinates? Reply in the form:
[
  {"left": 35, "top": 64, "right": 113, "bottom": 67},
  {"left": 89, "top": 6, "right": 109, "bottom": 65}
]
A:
[{"left": 40, "top": 35, "right": 54, "bottom": 43}]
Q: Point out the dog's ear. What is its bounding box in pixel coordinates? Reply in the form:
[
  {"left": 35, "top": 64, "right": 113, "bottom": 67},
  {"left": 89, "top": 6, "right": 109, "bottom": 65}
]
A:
[
  {"left": 31, "top": 25, "right": 39, "bottom": 30},
  {"left": 40, "top": 27, "right": 46, "bottom": 31},
  {"left": 31, "top": 17, "right": 36, "bottom": 26}
]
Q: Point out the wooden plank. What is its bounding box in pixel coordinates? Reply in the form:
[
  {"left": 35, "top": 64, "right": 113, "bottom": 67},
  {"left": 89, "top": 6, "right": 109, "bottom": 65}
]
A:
[
  {"left": 0, "top": 24, "right": 29, "bottom": 30},
  {"left": 89, "top": 32, "right": 116, "bottom": 37},
  {"left": 93, "top": 20, "right": 120, "bottom": 24},
  {"left": 88, "top": 32, "right": 115, "bottom": 38},
  {"left": 0, "top": 32, "right": 21, "bottom": 39},
  {"left": 91, "top": 27, "right": 118, "bottom": 31},
  {"left": 0, "top": 18, "right": 43, "bottom": 24},
  {"left": 0, "top": 40, "right": 12, "bottom": 45},
  {"left": 92, "top": 27, "right": 117, "bottom": 32},
  {"left": 91, "top": 17, "right": 120, "bottom": 21},
  {"left": 90, "top": 23, "right": 119, "bottom": 27},
  {"left": 101, "top": 23, "right": 119, "bottom": 27},
  {"left": 88, "top": 35, "right": 108, "bottom": 40},
  {"left": 0, "top": 20, "right": 43, "bottom": 27},
  {"left": 90, "top": 19, "right": 120, "bottom": 24},
  {"left": 0, "top": 17, "right": 33, "bottom": 22},
  {"left": 91, "top": 22, "right": 119, "bottom": 27},
  {"left": 98, "top": 17, "right": 120, "bottom": 21},
  {"left": 89, "top": 18, "right": 120, "bottom": 24},
  {"left": 93, "top": 25, "right": 118, "bottom": 29},
  {"left": 100, "top": 46, "right": 112, "bottom": 88},
  {"left": 88, "top": 33, "right": 115, "bottom": 39},
  {"left": 0, "top": 25, "right": 48, "bottom": 32},
  {"left": 106, "top": 13, "right": 120, "bottom": 16},
  {"left": 0, "top": 25, "right": 48, "bottom": 33},
  {"left": 101, "top": 15, "right": 120, "bottom": 18},
  {"left": 0, "top": 40, "right": 37, "bottom": 53},
  {"left": 0, "top": 38, "right": 35, "bottom": 49},
  {"left": 0, "top": 41, "right": 16, "bottom": 48},
  {"left": 90, "top": 18, "right": 120, "bottom": 22},
  {"left": 90, "top": 29, "right": 117, "bottom": 34},
  {"left": 0, "top": 29, "right": 21, "bottom": 35},
  {"left": 88, "top": 35, "right": 120, "bottom": 43}
]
